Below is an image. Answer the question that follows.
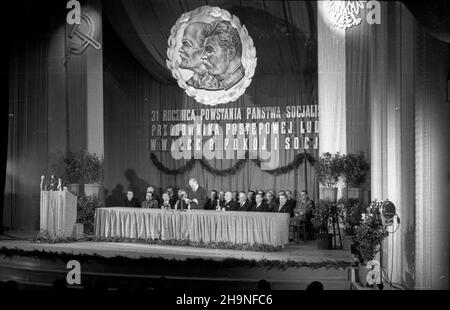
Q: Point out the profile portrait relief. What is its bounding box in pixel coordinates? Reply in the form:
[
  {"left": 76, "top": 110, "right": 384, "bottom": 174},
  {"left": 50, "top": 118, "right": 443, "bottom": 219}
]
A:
[
  {"left": 201, "top": 21, "right": 245, "bottom": 91},
  {"left": 178, "top": 22, "right": 218, "bottom": 90},
  {"left": 167, "top": 6, "right": 257, "bottom": 106}
]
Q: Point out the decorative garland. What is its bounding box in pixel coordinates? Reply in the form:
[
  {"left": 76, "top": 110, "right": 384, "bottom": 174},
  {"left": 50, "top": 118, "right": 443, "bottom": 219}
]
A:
[
  {"left": 253, "top": 152, "right": 317, "bottom": 176},
  {"left": 150, "top": 152, "right": 317, "bottom": 177},
  {"left": 32, "top": 230, "right": 77, "bottom": 244},
  {"left": 91, "top": 237, "right": 281, "bottom": 252},
  {"left": 150, "top": 153, "right": 196, "bottom": 176},
  {"left": 0, "top": 246, "right": 353, "bottom": 270},
  {"left": 199, "top": 156, "right": 248, "bottom": 177},
  {"left": 30, "top": 233, "right": 281, "bottom": 252}
]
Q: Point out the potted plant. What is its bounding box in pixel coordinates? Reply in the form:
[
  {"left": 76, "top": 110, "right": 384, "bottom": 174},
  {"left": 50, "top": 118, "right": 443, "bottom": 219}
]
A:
[
  {"left": 50, "top": 151, "right": 83, "bottom": 196},
  {"left": 80, "top": 151, "right": 104, "bottom": 199},
  {"left": 342, "top": 153, "right": 370, "bottom": 200},
  {"left": 351, "top": 211, "right": 389, "bottom": 287},
  {"left": 316, "top": 152, "right": 344, "bottom": 202},
  {"left": 312, "top": 200, "right": 334, "bottom": 250},
  {"left": 339, "top": 198, "right": 366, "bottom": 251},
  {"left": 77, "top": 195, "right": 102, "bottom": 234}
]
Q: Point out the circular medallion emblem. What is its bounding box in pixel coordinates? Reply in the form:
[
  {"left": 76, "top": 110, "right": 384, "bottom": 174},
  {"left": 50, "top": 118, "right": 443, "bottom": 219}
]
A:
[{"left": 166, "top": 6, "right": 257, "bottom": 106}]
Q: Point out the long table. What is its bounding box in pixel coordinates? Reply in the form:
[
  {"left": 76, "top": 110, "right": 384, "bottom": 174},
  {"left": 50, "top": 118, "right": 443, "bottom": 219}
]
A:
[{"left": 94, "top": 207, "right": 290, "bottom": 247}]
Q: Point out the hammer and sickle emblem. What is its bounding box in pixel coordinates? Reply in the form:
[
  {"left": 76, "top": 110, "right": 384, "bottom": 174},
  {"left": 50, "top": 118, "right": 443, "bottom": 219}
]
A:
[{"left": 68, "top": 13, "right": 101, "bottom": 55}]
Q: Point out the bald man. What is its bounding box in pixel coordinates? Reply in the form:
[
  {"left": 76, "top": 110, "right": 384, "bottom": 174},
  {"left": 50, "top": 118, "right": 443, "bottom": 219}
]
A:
[
  {"left": 236, "top": 191, "right": 251, "bottom": 211},
  {"left": 179, "top": 22, "right": 218, "bottom": 90},
  {"left": 187, "top": 178, "right": 208, "bottom": 210},
  {"left": 223, "top": 191, "right": 238, "bottom": 211}
]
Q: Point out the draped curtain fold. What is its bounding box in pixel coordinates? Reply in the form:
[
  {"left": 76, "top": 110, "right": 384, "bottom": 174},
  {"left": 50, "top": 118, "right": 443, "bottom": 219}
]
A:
[
  {"left": 5, "top": 1, "right": 85, "bottom": 230},
  {"left": 6, "top": 25, "right": 50, "bottom": 230},
  {"left": 345, "top": 6, "right": 371, "bottom": 156}
]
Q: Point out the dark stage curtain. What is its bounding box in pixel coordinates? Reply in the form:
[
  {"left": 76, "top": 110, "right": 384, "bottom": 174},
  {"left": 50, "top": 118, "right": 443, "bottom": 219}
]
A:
[
  {"left": 1, "top": 8, "right": 11, "bottom": 233},
  {"left": 6, "top": 16, "right": 50, "bottom": 230},
  {"left": 4, "top": 1, "right": 74, "bottom": 230}
]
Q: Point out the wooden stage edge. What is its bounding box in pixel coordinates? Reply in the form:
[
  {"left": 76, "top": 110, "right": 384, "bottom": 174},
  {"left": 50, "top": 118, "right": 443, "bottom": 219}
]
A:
[{"left": 0, "top": 231, "right": 354, "bottom": 290}]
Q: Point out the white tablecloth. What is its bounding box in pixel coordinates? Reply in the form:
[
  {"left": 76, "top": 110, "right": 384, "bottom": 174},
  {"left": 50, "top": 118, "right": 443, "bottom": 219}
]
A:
[{"left": 94, "top": 207, "right": 290, "bottom": 246}]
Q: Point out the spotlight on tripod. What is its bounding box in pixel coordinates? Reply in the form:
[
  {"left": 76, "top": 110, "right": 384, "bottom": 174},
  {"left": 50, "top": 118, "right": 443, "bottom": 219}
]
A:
[{"left": 368, "top": 199, "right": 398, "bottom": 227}]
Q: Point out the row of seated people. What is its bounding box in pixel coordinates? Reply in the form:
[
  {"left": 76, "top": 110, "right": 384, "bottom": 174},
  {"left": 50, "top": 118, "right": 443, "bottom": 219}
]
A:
[{"left": 122, "top": 179, "right": 315, "bottom": 220}]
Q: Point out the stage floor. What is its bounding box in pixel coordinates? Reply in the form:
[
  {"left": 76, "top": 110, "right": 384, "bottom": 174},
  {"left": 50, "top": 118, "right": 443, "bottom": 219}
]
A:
[
  {"left": 0, "top": 231, "right": 354, "bottom": 290},
  {"left": 0, "top": 230, "right": 352, "bottom": 263}
]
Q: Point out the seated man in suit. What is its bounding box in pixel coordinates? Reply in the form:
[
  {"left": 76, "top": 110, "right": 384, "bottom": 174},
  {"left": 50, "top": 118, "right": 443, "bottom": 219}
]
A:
[
  {"left": 278, "top": 190, "right": 285, "bottom": 198},
  {"left": 166, "top": 186, "right": 178, "bottom": 208},
  {"left": 265, "top": 191, "right": 279, "bottom": 212},
  {"left": 285, "top": 190, "right": 297, "bottom": 211},
  {"left": 257, "top": 190, "right": 266, "bottom": 203},
  {"left": 247, "top": 190, "right": 256, "bottom": 207},
  {"left": 160, "top": 192, "right": 172, "bottom": 210},
  {"left": 236, "top": 191, "right": 251, "bottom": 211},
  {"left": 299, "top": 190, "right": 315, "bottom": 240},
  {"left": 147, "top": 185, "right": 161, "bottom": 204},
  {"left": 177, "top": 188, "right": 183, "bottom": 202},
  {"left": 125, "top": 190, "right": 140, "bottom": 208},
  {"left": 232, "top": 191, "right": 239, "bottom": 202},
  {"left": 223, "top": 191, "right": 238, "bottom": 211},
  {"left": 277, "top": 190, "right": 284, "bottom": 205},
  {"left": 269, "top": 190, "right": 279, "bottom": 204},
  {"left": 218, "top": 190, "right": 225, "bottom": 203},
  {"left": 141, "top": 192, "right": 158, "bottom": 208},
  {"left": 205, "top": 190, "right": 218, "bottom": 210},
  {"left": 251, "top": 192, "right": 268, "bottom": 212},
  {"left": 187, "top": 178, "right": 208, "bottom": 209},
  {"left": 273, "top": 193, "right": 294, "bottom": 217}
]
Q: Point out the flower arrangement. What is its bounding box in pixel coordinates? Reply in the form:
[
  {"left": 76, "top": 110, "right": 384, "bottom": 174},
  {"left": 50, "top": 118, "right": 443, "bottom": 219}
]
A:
[
  {"left": 340, "top": 198, "right": 367, "bottom": 235},
  {"left": 351, "top": 206, "right": 389, "bottom": 265},
  {"left": 77, "top": 195, "right": 102, "bottom": 226},
  {"left": 316, "top": 152, "right": 345, "bottom": 188}
]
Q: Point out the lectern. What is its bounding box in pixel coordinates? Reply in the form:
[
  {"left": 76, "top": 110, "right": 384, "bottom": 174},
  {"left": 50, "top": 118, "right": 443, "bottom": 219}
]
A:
[{"left": 40, "top": 190, "right": 77, "bottom": 238}]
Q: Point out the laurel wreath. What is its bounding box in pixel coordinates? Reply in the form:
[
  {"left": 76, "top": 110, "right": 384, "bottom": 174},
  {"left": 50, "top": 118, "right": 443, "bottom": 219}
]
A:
[{"left": 166, "top": 6, "right": 257, "bottom": 106}]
